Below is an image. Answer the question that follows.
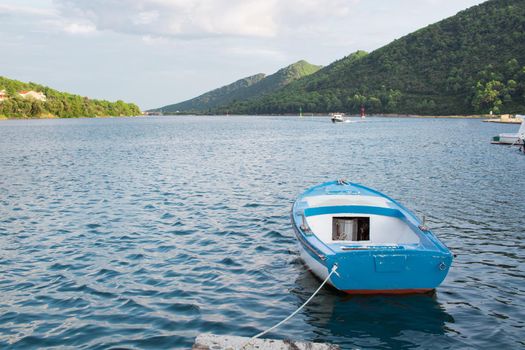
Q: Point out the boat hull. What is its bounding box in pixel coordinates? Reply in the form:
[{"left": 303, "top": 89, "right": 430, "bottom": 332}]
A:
[
  {"left": 294, "top": 225, "right": 451, "bottom": 294},
  {"left": 492, "top": 134, "right": 523, "bottom": 144}
]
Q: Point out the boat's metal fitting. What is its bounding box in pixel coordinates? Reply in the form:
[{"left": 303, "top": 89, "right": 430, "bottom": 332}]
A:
[{"left": 419, "top": 215, "right": 430, "bottom": 231}]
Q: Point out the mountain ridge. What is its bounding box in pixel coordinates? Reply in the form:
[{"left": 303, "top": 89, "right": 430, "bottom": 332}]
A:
[{"left": 152, "top": 60, "right": 322, "bottom": 114}]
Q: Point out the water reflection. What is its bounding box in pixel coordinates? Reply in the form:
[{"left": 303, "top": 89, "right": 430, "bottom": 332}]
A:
[{"left": 292, "top": 268, "right": 454, "bottom": 349}]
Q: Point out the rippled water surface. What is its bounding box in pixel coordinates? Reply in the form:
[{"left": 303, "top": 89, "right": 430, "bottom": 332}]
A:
[{"left": 1, "top": 116, "right": 524, "bottom": 349}]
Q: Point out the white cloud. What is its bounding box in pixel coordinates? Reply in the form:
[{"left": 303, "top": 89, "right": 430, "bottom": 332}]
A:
[
  {"left": 52, "top": 0, "right": 277, "bottom": 38},
  {"left": 133, "top": 10, "right": 160, "bottom": 25},
  {"left": 281, "top": 0, "right": 355, "bottom": 18},
  {"left": 141, "top": 35, "right": 170, "bottom": 45},
  {"left": 50, "top": 0, "right": 357, "bottom": 39},
  {"left": 0, "top": 4, "right": 56, "bottom": 17},
  {"left": 0, "top": 3, "right": 98, "bottom": 36},
  {"left": 62, "top": 22, "right": 97, "bottom": 35}
]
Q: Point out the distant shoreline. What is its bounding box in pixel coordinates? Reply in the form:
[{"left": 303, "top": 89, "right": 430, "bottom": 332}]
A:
[
  {"left": 373, "top": 114, "right": 486, "bottom": 119},
  {"left": 0, "top": 115, "right": 142, "bottom": 121},
  {"left": 0, "top": 113, "right": 513, "bottom": 121},
  {"left": 157, "top": 113, "right": 490, "bottom": 119}
]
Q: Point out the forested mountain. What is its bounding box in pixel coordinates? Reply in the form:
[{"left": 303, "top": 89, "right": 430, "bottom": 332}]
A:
[
  {"left": 219, "top": 0, "right": 525, "bottom": 115},
  {"left": 152, "top": 60, "right": 321, "bottom": 114},
  {"left": 0, "top": 77, "right": 141, "bottom": 119},
  {"left": 152, "top": 73, "right": 265, "bottom": 114}
]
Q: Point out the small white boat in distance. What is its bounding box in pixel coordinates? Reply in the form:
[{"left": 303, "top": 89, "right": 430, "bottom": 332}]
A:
[
  {"left": 330, "top": 113, "right": 345, "bottom": 123},
  {"left": 491, "top": 115, "right": 525, "bottom": 145}
]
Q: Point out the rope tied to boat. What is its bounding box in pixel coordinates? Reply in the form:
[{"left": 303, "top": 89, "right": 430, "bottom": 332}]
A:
[{"left": 240, "top": 264, "right": 339, "bottom": 349}]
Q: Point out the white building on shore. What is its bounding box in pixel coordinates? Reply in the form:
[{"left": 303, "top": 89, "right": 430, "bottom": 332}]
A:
[{"left": 18, "top": 90, "right": 47, "bottom": 101}]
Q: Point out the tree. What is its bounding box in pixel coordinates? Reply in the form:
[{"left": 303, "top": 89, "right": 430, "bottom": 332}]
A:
[
  {"left": 472, "top": 80, "right": 505, "bottom": 113},
  {"left": 0, "top": 76, "right": 141, "bottom": 118}
]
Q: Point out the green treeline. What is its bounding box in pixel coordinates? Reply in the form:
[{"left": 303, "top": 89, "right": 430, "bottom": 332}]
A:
[
  {"left": 0, "top": 77, "right": 141, "bottom": 119},
  {"left": 218, "top": 0, "right": 525, "bottom": 115}
]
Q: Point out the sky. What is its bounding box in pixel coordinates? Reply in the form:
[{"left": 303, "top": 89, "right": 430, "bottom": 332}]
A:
[{"left": 0, "top": 0, "right": 486, "bottom": 110}]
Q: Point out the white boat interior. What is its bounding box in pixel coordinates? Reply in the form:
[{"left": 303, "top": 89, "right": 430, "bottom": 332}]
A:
[{"left": 302, "top": 195, "right": 420, "bottom": 245}]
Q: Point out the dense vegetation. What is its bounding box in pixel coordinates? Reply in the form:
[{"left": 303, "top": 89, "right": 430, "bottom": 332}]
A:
[
  {"left": 219, "top": 0, "right": 525, "bottom": 115},
  {"left": 0, "top": 77, "right": 141, "bottom": 119},
  {"left": 152, "top": 60, "right": 321, "bottom": 114}
]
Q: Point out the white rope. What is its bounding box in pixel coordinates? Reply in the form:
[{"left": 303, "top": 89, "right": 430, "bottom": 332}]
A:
[{"left": 240, "top": 264, "right": 338, "bottom": 349}]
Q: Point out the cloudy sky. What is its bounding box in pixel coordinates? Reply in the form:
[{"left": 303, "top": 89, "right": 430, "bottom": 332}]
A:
[{"left": 0, "top": 0, "right": 486, "bottom": 109}]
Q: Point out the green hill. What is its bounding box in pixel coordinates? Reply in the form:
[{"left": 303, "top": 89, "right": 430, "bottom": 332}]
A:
[
  {"left": 0, "top": 76, "right": 141, "bottom": 119},
  {"left": 220, "top": 0, "right": 525, "bottom": 115},
  {"left": 152, "top": 60, "right": 322, "bottom": 114},
  {"left": 152, "top": 73, "right": 266, "bottom": 114}
]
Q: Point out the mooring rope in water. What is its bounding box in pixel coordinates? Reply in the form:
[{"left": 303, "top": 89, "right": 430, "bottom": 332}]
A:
[{"left": 240, "top": 264, "right": 339, "bottom": 349}]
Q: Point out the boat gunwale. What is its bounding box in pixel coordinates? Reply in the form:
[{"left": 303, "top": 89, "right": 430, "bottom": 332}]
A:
[{"left": 290, "top": 209, "right": 334, "bottom": 264}]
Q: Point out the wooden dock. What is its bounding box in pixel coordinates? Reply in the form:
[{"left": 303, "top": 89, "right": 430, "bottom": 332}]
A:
[
  {"left": 483, "top": 114, "right": 522, "bottom": 124},
  {"left": 192, "top": 334, "right": 339, "bottom": 350}
]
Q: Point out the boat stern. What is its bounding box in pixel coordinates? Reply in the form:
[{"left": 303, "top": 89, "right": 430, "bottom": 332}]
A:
[{"left": 325, "top": 248, "right": 452, "bottom": 294}]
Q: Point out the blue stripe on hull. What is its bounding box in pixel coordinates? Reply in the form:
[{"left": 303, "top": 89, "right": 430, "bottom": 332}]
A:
[{"left": 304, "top": 205, "right": 403, "bottom": 218}]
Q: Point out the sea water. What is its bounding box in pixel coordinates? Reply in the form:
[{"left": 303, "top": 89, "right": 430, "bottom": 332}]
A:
[{"left": 0, "top": 116, "right": 524, "bottom": 349}]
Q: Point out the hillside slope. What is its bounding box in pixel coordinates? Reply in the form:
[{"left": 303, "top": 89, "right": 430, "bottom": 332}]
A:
[
  {"left": 222, "top": 0, "right": 525, "bottom": 115},
  {"left": 152, "top": 73, "right": 265, "bottom": 114},
  {"left": 153, "top": 60, "right": 321, "bottom": 114},
  {"left": 0, "top": 77, "right": 141, "bottom": 119}
]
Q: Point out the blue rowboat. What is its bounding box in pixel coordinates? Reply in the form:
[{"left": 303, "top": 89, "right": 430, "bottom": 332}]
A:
[{"left": 291, "top": 180, "right": 453, "bottom": 294}]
